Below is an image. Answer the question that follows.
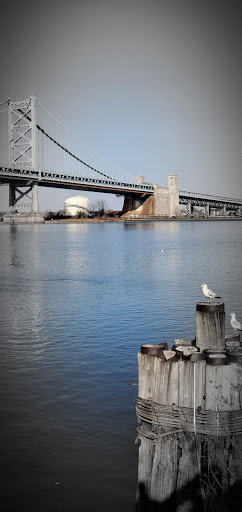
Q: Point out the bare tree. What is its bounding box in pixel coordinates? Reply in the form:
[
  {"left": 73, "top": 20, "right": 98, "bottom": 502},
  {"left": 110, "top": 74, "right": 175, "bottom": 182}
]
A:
[{"left": 89, "top": 199, "right": 109, "bottom": 217}]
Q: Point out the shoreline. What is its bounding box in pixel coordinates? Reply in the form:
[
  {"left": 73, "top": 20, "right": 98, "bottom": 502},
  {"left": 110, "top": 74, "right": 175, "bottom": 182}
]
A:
[{"left": 45, "top": 216, "right": 242, "bottom": 224}]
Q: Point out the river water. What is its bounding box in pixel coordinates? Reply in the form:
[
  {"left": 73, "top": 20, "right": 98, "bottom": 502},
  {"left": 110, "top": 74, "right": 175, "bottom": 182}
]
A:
[{"left": 1, "top": 220, "right": 242, "bottom": 511}]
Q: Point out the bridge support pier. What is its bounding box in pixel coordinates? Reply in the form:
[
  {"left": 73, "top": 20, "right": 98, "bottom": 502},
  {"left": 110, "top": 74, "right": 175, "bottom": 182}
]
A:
[
  {"left": 186, "top": 202, "right": 193, "bottom": 216},
  {"left": 31, "top": 182, "right": 39, "bottom": 212},
  {"left": 122, "top": 174, "right": 180, "bottom": 219},
  {"left": 3, "top": 181, "right": 44, "bottom": 223},
  {"left": 205, "top": 203, "right": 210, "bottom": 216},
  {"left": 122, "top": 196, "right": 144, "bottom": 215},
  {"left": 223, "top": 205, "right": 227, "bottom": 216},
  {"left": 9, "top": 183, "right": 16, "bottom": 213},
  {"left": 238, "top": 207, "right": 241, "bottom": 217}
]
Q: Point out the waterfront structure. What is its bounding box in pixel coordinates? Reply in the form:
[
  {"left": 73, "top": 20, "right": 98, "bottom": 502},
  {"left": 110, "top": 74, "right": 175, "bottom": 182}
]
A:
[
  {"left": 136, "top": 303, "right": 242, "bottom": 511},
  {"left": 0, "top": 96, "right": 241, "bottom": 222},
  {"left": 122, "top": 174, "right": 180, "bottom": 218}
]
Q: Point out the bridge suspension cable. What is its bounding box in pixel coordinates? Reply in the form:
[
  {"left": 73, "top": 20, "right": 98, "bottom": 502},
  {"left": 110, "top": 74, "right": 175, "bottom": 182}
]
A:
[
  {"left": 0, "top": 98, "right": 10, "bottom": 108},
  {"left": 35, "top": 113, "right": 114, "bottom": 180},
  {"left": 0, "top": 96, "right": 139, "bottom": 184},
  {"left": 37, "top": 99, "right": 137, "bottom": 181},
  {"left": 0, "top": 99, "right": 10, "bottom": 114},
  {"left": 13, "top": 102, "right": 114, "bottom": 180}
]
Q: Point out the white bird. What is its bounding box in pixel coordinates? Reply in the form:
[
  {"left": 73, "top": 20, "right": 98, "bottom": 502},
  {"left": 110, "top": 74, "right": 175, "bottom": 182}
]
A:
[
  {"left": 230, "top": 313, "right": 242, "bottom": 332},
  {"left": 200, "top": 283, "right": 221, "bottom": 303}
]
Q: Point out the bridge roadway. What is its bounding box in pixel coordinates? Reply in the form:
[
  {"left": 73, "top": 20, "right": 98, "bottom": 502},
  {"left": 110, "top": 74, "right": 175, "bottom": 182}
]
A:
[
  {"left": 0, "top": 166, "right": 242, "bottom": 210},
  {"left": 0, "top": 166, "right": 153, "bottom": 196}
]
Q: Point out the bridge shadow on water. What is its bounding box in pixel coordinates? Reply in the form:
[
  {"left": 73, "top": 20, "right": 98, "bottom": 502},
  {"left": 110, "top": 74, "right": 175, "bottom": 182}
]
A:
[{"left": 136, "top": 475, "right": 242, "bottom": 512}]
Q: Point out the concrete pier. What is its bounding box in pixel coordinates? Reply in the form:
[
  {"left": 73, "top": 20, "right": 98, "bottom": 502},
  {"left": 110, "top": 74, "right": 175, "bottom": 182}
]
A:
[
  {"left": 3, "top": 181, "right": 44, "bottom": 223},
  {"left": 3, "top": 212, "right": 44, "bottom": 223},
  {"left": 122, "top": 174, "right": 180, "bottom": 219},
  {"left": 31, "top": 183, "right": 39, "bottom": 212}
]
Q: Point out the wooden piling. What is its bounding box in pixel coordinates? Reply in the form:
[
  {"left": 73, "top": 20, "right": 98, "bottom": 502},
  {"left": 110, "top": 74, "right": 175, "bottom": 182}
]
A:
[
  {"left": 195, "top": 302, "right": 225, "bottom": 351},
  {"left": 136, "top": 303, "right": 242, "bottom": 511}
]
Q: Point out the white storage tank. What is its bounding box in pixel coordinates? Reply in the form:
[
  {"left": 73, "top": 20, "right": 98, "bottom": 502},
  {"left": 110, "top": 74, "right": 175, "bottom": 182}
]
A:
[{"left": 65, "top": 195, "right": 89, "bottom": 216}]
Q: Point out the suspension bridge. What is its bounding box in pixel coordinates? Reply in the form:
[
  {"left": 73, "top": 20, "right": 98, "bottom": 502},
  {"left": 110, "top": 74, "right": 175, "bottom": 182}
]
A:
[{"left": 0, "top": 96, "right": 241, "bottom": 221}]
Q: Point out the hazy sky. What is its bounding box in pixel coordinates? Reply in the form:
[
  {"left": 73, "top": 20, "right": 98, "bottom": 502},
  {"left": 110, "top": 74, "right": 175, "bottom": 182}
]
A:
[{"left": 0, "top": 0, "right": 241, "bottom": 211}]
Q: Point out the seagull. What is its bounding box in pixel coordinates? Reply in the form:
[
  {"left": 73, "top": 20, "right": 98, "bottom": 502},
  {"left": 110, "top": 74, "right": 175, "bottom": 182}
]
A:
[
  {"left": 200, "top": 283, "right": 221, "bottom": 303},
  {"left": 230, "top": 313, "right": 242, "bottom": 332}
]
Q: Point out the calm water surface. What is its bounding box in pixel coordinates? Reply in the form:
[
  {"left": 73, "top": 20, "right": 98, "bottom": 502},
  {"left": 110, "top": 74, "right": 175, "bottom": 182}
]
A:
[{"left": 1, "top": 220, "right": 242, "bottom": 511}]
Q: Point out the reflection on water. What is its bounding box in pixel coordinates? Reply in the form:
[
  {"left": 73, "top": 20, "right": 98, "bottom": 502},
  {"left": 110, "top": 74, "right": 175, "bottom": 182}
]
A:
[
  {"left": 0, "top": 220, "right": 242, "bottom": 511},
  {"left": 9, "top": 225, "right": 21, "bottom": 267},
  {"left": 124, "top": 220, "right": 180, "bottom": 232},
  {"left": 66, "top": 222, "right": 89, "bottom": 233}
]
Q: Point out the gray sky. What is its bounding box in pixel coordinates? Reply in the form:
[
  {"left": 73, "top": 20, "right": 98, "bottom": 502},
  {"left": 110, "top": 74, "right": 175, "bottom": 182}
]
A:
[{"left": 0, "top": 0, "right": 241, "bottom": 211}]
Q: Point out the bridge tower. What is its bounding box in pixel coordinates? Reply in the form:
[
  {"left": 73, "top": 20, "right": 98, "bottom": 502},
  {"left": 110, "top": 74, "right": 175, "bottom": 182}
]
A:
[{"left": 7, "top": 96, "right": 40, "bottom": 215}]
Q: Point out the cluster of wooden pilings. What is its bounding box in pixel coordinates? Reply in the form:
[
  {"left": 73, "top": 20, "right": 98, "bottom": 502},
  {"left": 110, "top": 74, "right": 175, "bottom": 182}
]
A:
[{"left": 136, "top": 303, "right": 242, "bottom": 512}]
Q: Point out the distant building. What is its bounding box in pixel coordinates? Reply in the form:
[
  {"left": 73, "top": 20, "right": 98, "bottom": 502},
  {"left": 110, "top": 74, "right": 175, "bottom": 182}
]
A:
[
  {"left": 135, "top": 175, "right": 146, "bottom": 184},
  {"left": 65, "top": 196, "right": 89, "bottom": 216}
]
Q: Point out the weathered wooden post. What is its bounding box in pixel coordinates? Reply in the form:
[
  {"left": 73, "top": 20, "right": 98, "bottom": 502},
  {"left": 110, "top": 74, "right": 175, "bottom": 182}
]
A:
[
  {"left": 195, "top": 302, "right": 225, "bottom": 351},
  {"left": 136, "top": 302, "right": 242, "bottom": 511}
]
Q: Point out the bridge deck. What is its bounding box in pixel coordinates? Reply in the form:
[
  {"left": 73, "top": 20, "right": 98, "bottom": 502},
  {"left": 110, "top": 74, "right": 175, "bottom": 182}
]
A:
[
  {"left": 0, "top": 167, "right": 154, "bottom": 196},
  {"left": 0, "top": 166, "right": 241, "bottom": 207}
]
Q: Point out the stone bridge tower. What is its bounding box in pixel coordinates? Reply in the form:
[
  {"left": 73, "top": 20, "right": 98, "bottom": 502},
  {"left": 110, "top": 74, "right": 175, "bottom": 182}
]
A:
[{"left": 122, "top": 174, "right": 180, "bottom": 218}]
